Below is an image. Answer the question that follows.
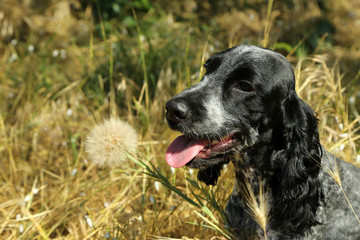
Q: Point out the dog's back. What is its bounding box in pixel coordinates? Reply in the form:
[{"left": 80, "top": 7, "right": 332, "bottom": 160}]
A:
[{"left": 309, "top": 150, "right": 360, "bottom": 239}]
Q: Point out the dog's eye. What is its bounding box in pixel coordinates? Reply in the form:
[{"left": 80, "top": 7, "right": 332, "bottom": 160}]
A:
[{"left": 236, "top": 81, "right": 255, "bottom": 92}]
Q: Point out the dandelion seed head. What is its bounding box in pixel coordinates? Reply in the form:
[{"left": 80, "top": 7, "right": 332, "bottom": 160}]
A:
[
  {"left": 349, "top": 96, "right": 355, "bottom": 104},
  {"left": 339, "top": 133, "right": 348, "bottom": 138},
  {"left": 32, "top": 188, "right": 39, "bottom": 195},
  {"left": 154, "top": 181, "right": 160, "bottom": 192},
  {"left": 249, "top": 14, "right": 255, "bottom": 21},
  {"left": 71, "top": 168, "right": 77, "bottom": 176},
  {"left": 209, "top": 45, "right": 215, "bottom": 52},
  {"left": 67, "top": 108, "right": 73, "bottom": 117},
  {"left": 11, "top": 39, "right": 18, "bottom": 46},
  {"left": 60, "top": 49, "right": 66, "bottom": 59},
  {"left": 85, "top": 118, "right": 138, "bottom": 167},
  {"left": 139, "top": 34, "right": 146, "bottom": 42},
  {"left": 339, "top": 144, "right": 345, "bottom": 151},
  {"left": 19, "top": 224, "right": 24, "bottom": 233},
  {"left": 28, "top": 44, "right": 34, "bottom": 53},
  {"left": 85, "top": 215, "right": 93, "bottom": 228},
  {"left": 52, "top": 49, "right": 59, "bottom": 57},
  {"left": 150, "top": 195, "right": 155, "bottom": 204},
  {"left": 9, "top": 52, "right": 18, "bottom": 63},
  {"left": 104, "top": 231, "right": 111, "bottom": 238},
  {"left": 24, "top": 194, "right": 31, "bottom": 202},
  {"left": 121, "top": 28, "right": 128, "bottom": 35}
]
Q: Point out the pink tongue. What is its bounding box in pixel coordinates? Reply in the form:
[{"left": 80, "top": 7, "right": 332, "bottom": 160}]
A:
[{"left": 166, "top": 135, "right": 207, "bottom": 168}]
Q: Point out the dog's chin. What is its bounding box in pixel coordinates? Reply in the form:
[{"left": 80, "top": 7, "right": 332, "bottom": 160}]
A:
[
  {"left": 187, "top": 153, "right": 232, "bottom": 186},
  {"left": 185, "top": 154, "right": 231, "bottom": 169}
]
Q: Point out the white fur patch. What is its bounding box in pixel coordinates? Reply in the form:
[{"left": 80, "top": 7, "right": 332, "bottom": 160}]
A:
[
  {"left": 204, "top": 95, "right": 226, "bottom": 126},
  {"left": 202, "top": 95, "right": 237, "bottom": 138}
]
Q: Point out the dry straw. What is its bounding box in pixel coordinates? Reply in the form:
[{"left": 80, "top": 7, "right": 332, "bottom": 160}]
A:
[
  {"left": 85, "top": 118, "right": 138, "bottom": 167},
  {"left": 240, "top": 177, "right": 269, "bottom": 240}
]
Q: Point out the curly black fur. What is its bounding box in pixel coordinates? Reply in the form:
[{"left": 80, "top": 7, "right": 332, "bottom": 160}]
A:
[{"left": 270, "top": 90, "right": 323, "bottom": 235}]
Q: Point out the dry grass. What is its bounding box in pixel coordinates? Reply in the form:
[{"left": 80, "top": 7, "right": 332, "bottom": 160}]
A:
[
  {"left": 0, "top": 0, "right": 359, "bottom": 239},
  {"left": 238, "top": 177, "right": 268, "bottom": 240}
]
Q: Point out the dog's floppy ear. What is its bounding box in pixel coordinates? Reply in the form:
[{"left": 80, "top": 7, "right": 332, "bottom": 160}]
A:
[
  {"left": 279, "top": 90, "right": 322, "bottom": 175},
  {"left": 197, "top": 162, "right": 228, "bottom": 186},
  {"left": 272, "top": 90, "right": 323, "bottom": 233}
]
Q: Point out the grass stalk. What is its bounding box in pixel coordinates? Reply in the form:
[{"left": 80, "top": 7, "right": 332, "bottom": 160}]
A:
[
  {"left": 197, "top": 40, "right": 209, "bottom": 83},
  {"left": 132, "top": 8, "right": 150, "bottom": 114},
  {"left": 95, "top": 0, "right": 117, "bottom": 118},
  {"left": 263, "top": 0, "right": 274, "bottom": 48},
  {"left": 239, "top": 177, "right": 268, "bottom": 240},
  {"left": 127, "top": 153, "right": 233, "bottom": 238},
  {"left": 109, "top": 37, "right": 116, "bottom": 118},
  {"left": 21, "top": 207, "right": 50, "bottom": 240},
  {"left": 185, "top": 33, "right": 191, "bottom": 87},
  {"left": 0, "top": 114, "right": 17, "bottom": 181},
  {"left": 320, "top": 154, "right": 360, "bottom": 224}
]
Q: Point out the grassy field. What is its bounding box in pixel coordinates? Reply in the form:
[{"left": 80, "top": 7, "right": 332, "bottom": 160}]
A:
[{"left": 1, "top": 0, "right": 360, "bottom": 239}]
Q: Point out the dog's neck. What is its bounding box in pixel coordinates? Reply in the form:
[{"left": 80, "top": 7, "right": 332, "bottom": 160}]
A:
[{"left": 227, "top": 142, "right": 322, "bottom": 238}]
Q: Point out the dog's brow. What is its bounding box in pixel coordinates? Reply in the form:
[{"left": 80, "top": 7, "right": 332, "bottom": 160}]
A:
[
  {"left": 204, "top": 55, "right": 222, "bottom": 74},
  {"left": 229, "top": 64, "right": 254, "bottom": 82}
]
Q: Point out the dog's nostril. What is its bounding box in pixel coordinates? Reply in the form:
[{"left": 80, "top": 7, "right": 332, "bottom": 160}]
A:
[
  {"left": 174, "top": 104, "right": 189, "bottom": 119},
  {"left": 166, "top": 100, "right": 189, "bottom": 123}
]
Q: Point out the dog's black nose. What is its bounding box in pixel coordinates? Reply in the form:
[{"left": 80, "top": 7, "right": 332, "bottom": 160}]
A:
[{"left": 165, "top": 99, "right": 190, "bottom": 124}]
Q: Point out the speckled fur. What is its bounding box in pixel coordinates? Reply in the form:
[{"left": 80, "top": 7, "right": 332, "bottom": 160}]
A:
[{"left": 226, "top": 148, "right": 360, "bottom": 240}]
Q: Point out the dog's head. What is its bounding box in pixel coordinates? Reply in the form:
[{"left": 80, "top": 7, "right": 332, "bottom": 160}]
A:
[{"left": 165, "top": 45, "right": 321, "bottom": 187}]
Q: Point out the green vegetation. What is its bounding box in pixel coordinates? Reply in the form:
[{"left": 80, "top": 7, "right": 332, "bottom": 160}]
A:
[{"left": 0, "top": 0, "right": 359, "bottom": 238}]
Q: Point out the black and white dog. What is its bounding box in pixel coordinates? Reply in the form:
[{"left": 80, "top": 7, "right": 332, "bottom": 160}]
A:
[{"left": 165, "top": 45, "right": 360, "bottom": 239}]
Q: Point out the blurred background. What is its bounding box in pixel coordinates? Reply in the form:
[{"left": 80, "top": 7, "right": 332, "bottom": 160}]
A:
[{"left": 0, "top": 0, "right": 359, "bottom": 239}]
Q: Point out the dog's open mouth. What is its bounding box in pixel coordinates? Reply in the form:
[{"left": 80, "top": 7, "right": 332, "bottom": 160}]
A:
[{"left": 166, "top": 135, "right": 238, "bottom": 168}]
